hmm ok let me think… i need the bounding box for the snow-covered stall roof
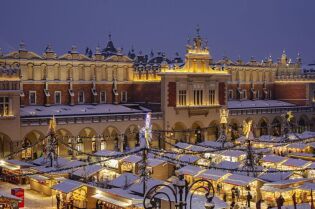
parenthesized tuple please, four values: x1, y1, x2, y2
(261, 155, 287, 163)
(122, 155, 142, 164)
(21, 104, 149, 117)
(0, 191, 22, 201)
(298, 182, 315, 191)
(216, 160, 240, 170)
(92, 193, 131, 207)
(52, 179, 85, 193)
(282, 158, 311, 168)
(264, 178, 312, 188)
(177, 165, 203, 176)
(177, 155, 199, 163)
(196, 169, 230, 181)
(228, 100, 295, 109)
(258, 169, 293, 183)
(94, 150, 121, 157)
(129, 178, 164, 195)
(29, 174, 49, 182)
(222, 174, 256, 186)
(174, 142, 191, 150)
(286, 143, 309, 149)
(32, 156, 70, 167)
(71, 164, 104, 178)
(4, 159, 33, 167)
(198, 141, 233, 149)
(147, 158, 165, 167)
(108, 173, 139, 188)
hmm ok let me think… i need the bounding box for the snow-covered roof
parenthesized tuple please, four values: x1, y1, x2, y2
(264, 178, 311, 188)
(261, 155, 287, 163)
(71, 164, 104, 178)
(0, 191, 22, 201)
(178, 155, 199, 163)
(94, 150, 121, 157)
(282, 158, 311, 168)
(216, 161, 240, 170)
(5, 159, 33, 167)
(298, 182, 315, 191)
(196, 169, 229, 181)
(222, 174, 256, 186)
(108, 173, 139, 188)
(198, 141, 233, 149)
(174, 142, 191, 149)
(286, 143, 309, 149)
(129, 178, 164, 195)
(228, 100, 295, 109)
(258, 169, 292, 182)
(52, 179, 84, 193)
(29, 174, 49, 182)
(177, 165, 203, 176)
(21, 104, 150, 117)
(122, 155, 142, 164)
(147, 158, 165, 167)
(32, 156, 70, 167)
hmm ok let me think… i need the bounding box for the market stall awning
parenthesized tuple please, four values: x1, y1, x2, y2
(71, 164, 104, 178)
(108, 173, 138, 188)
(92, 194, 131, 207)
(261, 155, 287, 164)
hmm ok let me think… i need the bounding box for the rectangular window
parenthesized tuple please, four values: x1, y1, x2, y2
(193, 90, 203, 106)
(209, 90, 215, 105)
(256, 90, 260, 100)
(29, 91, 36, 105)
(54, 91, 61, 104)
(121, 91, 128, 103)
(0, 97, 9, 116)
(78, 91, 85, 104)
(100, 91, 106, 103)
(178, 90, 187, 106)
(228, 90, 233, 100)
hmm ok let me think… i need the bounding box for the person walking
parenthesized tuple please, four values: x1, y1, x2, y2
(246, 191, 252, 208)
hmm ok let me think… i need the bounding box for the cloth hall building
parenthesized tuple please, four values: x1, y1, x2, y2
(0, 31, 314, 159)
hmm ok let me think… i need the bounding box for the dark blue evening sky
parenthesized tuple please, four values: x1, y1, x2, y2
(0, 0, 314, 64)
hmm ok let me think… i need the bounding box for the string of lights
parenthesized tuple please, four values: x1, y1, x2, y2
(148, 148, 312, 174)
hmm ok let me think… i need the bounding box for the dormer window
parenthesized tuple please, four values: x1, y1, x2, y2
(228, 90, 233, 100)
(100, 91, 106, 104)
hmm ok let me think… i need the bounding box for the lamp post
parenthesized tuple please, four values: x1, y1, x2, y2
(143, 173, 215, 209)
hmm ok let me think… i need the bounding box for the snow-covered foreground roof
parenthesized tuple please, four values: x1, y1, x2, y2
(0, 191, 22, 201)
(196, 169, 229, 181)
(228, 100, 296, 109)
(52, 179, 84, 193)
(71, 164, 104, 178)
(108, 173, 139, 188)
(21, 104, 150, 117)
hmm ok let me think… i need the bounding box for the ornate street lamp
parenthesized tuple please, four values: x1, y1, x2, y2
(143, 173, 215, 209)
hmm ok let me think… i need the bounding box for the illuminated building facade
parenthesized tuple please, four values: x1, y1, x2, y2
(0, 30, 314, 158)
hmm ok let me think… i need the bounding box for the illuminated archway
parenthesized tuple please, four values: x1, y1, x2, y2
(103, 126, 120, 151)
(258, 118, 269, 136)
(56, 128, 73, 157)
(191, 121, 204, 144)
(78, 127, 97, 153)
(272, 117, 282, 136)
(125, 125, 139, 150)
(23, 130, 45, 159)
